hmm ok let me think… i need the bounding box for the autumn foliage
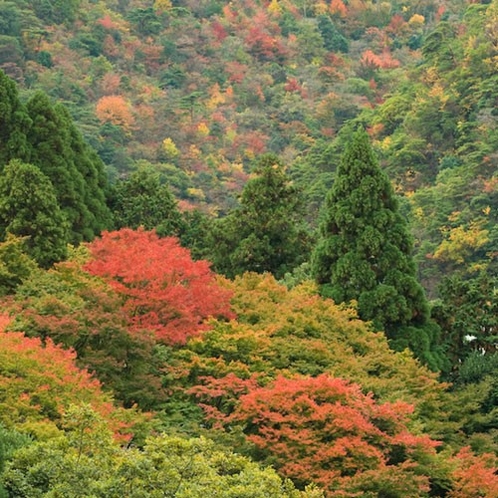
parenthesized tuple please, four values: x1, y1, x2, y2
(0, 328, 133, 439)
(84, 228, 234, 344)
(448, 447, 498, 498)
(227, 374, 439, 496)
(95, 95, 135, 131)
(8, 256, 164, 409)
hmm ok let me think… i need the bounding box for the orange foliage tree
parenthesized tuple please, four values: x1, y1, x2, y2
(0, 327, 142, 441)
(448, 447, 498, 498)
(330, 0, 347, 17)
(84, 228, 234, 344)
(227, 374, 440, 496)
(95, 95, 135, 131)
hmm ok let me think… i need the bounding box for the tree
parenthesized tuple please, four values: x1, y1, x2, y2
(84, 228, 234, 344)
(0, 70, 30, 166)
(0, 160, 69, 268)
(95, 95, 135, 132)
(210, 154, 311, 280)
(26, 92, 111, 244)
(0, 3, 22, 38)
(110, 165, 185, 237)
(432, 271, 498, 376)
(179, 209, 213, 261)
(227, 374, 441, 497)
(0, 234, 38, 296)
(312, 129, 445, 370)
(162, 273, 449, 446)
(31, 0, 81, 24)
(9, 254, 164, 409)
(62, 106, 113, 239)
(317, 15, 349, 53)
(3, 429, 320, 497)
(447, 447, 498, 498)
(0, 329, 110, 435)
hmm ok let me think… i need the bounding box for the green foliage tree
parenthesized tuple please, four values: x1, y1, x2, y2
(312, 129, 445, 370)
(0, 3, 22, 38)
(179, 209, 213, 260)
(210, 154, 311, 280)
(31, 0, 81, 24)
(0, 70, 30, 166)
(126, 7, 163, 36)
(63, 105, 113, 237)
(2, 411, 319, 498)
(0, 160, 69, 267)
(0, 424, 31, 498)
(317, 15, 349, 53)
(433, 271, 498, 375)
(0, 234, 37, 296)
(26, 92, 111, 243)
(111, 165, 185, 237)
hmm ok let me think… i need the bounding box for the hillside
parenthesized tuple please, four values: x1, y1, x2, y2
(0, 0, 447, 208)
(2, 1, 496, 286)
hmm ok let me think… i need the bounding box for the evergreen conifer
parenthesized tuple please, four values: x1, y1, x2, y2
(0, 160, 69, 267)
(312, 129, 446, 370)
(110, 165, 185, 237)
(26, 92, 111, 243)
(0, 70, 31, 166)
(210, 154, 310, 279)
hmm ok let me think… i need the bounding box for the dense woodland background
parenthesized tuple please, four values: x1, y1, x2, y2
(0, 0, 497, 496)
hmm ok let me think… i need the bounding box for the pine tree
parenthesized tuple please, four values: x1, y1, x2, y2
(210, 154, 310, 279)
(312, 129, 445, 370)
(0, 160, 69, 267)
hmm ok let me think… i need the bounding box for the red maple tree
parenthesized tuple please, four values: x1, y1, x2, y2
(227, 374, 440, 496)
(85, 228, 234, 344)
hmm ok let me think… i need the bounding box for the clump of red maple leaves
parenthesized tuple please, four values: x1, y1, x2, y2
(85, 228, 234, 344)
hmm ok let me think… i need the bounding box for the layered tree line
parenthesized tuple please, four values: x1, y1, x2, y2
(0, 107, 494, 496)
(0, 0, 497, 492)
(0, 232, 496, 496)
(0, 67, 489, 377)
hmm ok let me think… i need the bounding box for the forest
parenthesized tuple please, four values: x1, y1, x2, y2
(0, 0, 496, 496)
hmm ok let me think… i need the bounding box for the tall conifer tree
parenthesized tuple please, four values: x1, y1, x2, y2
(60, 104, 112, 238)
(26, 92, 111, 243)
(110, 166, 185, 237)
(312, 129, 445, 370)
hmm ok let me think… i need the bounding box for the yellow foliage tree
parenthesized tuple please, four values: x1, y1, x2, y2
(433, 222, 489, 264)
(197, 122, 210, 136)
(409, 14, 425, 27)
(268, 0, 282, 16)
(153, 0, 172, 12)
(162, 137, 179, 159)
